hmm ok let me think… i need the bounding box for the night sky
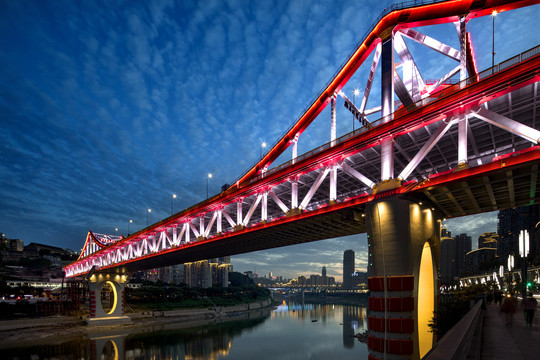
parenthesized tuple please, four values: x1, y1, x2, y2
(1, 0, 539, 281)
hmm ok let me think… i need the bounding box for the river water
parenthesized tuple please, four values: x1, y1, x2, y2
(4, 301, 369, 359)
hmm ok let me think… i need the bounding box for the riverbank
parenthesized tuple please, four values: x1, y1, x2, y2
(0, 298, 274, 349)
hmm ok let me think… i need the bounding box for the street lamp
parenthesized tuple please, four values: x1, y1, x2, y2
(207, 173, 213, 198)
(115, 227, 118, 236)
(147, 208, 151, 226)
(353, 89, 360, 131)
(128, 219, 133, 236)
(492, 10, 497, 70)
(171, 194, 177, 215)
(519, 229, 530, 296)
(260, 142, 267, 159)
(507, 254, 514, 293)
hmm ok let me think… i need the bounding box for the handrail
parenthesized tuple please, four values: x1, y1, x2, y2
(423, 300, 484, 360)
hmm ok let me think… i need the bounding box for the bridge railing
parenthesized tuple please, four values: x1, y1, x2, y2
(423, 300, 484, 360)
(478, 44, 540, 79)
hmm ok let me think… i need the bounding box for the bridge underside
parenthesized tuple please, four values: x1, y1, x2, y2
(114, 206, 367, 273)
(110, 153, 538, 274)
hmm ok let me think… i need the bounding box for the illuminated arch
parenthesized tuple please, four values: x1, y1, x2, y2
(418, 241, 435, 358)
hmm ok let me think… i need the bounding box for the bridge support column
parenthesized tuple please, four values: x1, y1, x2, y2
(86, 274, 131, 326)
(366, 197, 441, 360)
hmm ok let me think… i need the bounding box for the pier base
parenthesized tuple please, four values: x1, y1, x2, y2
(365, 197, 441, 360)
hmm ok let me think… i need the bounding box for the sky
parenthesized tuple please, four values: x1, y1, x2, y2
(1, 0, 539, 282)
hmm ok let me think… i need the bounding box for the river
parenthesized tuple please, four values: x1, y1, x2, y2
(3, 301, 369, 359)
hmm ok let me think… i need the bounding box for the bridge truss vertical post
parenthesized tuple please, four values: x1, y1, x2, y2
(366, 197, 441, 360)
(458, 115, 469, 167)
(381, 35, 395, 182)
(456, 16, 467, 87)
(331, 94, 337, 146)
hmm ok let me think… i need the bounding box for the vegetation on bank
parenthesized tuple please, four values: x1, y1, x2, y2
(126, 272, 271, 311)
(429, 283, 492, 338)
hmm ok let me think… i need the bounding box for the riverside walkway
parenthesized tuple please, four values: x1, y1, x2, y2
(481, 300, 540, 360)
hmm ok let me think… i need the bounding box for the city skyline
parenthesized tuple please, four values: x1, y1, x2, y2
(1, 1, 538, 282)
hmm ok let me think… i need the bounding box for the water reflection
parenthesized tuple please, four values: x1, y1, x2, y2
(3, 302, 368, 360)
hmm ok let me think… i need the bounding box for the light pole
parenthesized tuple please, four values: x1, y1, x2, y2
(128, 219, 133, 236)
(519, 229, 530, 297)
(492, 10, 497, 70)
(171, 194, 177, 215)
(260, 142, 267, 159)
(115, 227, 118, 236)
(353, 89, 360, 131)
(207, 173, 213, 198)
(147, 208, 151, 226)
(507, 254, 514, 293)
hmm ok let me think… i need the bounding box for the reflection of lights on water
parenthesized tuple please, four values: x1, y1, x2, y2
(351, 320, 359, 331)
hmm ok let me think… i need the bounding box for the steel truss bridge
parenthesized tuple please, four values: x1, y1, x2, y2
(65, 0, 540, 278)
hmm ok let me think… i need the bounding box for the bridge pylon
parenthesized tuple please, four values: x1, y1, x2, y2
(366, 197, 441, 360)
(86, 271, 131, 325)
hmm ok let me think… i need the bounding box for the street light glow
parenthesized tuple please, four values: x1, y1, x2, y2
(172, 194, 177, 199)
(492, 9, 498, 16)
(208, 173, 213, 179)
(353, 88, 360, 96)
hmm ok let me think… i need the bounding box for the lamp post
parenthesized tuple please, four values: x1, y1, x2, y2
(507, 254, 514, 293)
(353, 89, 360, 131)
(147, 208, 151, 226)
(260, 142, 267, 159)
(128, 219, 133, 236)
(171, 194, 177, 215)
(519, 229, 530, 297)
(207, 173, 213, 198)
(492, 10, 497, 70)
(115, 228, 118, 237)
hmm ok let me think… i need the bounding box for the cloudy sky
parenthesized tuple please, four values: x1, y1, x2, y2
(1, 0, 538, 281)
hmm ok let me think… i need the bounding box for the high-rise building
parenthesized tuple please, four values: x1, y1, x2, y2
(440, 234, 455, 285)
(322, 266, 327, 286)
(478, 232, 498, 249)
(497, 205, 540, 266)
(343, 250, 355, 289)
(185, 260, 212, 288)
(454, 233, 472, 276)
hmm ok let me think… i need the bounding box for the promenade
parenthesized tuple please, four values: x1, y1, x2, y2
(481, 300, 540, 360)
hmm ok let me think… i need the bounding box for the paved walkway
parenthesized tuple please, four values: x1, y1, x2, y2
(481, 301, 540, 360)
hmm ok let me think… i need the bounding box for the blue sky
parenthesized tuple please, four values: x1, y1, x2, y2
(1, 0, 539, 281)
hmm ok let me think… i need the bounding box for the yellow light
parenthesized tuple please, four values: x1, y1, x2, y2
(105, 281, 118, 315)
(418, 242, 434, 358)
(492, 10, 498, 16)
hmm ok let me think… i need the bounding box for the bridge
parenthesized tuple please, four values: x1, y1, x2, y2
(65, 0, 540, 359)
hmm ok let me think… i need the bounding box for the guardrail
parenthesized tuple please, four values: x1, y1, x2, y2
(423, 300, 484, 360)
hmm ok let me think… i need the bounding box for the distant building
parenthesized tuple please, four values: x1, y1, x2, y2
(464, 248, 497, 274)
(454, 233, 472, 276)
(440, 234, 456, 285)
(185, 260, 212, 288)
(343, 250, 355, 289)
(24, 242, 68, 258)
(478, 232, 498, 249)
(498, 205, 539, 266)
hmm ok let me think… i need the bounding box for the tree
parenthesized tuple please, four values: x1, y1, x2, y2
(229, 272, 254, 287)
